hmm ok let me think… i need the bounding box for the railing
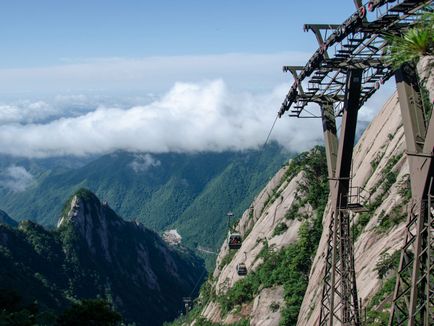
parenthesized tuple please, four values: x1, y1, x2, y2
(345, 186, 370, 211)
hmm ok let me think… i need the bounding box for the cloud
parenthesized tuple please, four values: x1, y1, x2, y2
(0, 95, 96, 125)
(0, 80, 326, 158)
(129, 154, 161, 173)
(0, 76, 395, 158)
(0, 52, 309, 94)
(0, 165, 34, 192)
(0, 93, 162, 127)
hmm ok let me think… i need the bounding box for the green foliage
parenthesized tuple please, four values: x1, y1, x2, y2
(363, 276, 396, 326)
(351, 212, 371, 240)
(352, 154, 404, 240)
(375, 204, 407, 233)
(272, 222, 288, 237)
(370, 151, 384, 172)
(374, 251, 400, 279)
(219, 250, 236, 270)
(0, 291, 122, 326)
(0, 288, 56, 326)
(284, 202, 300, 220)
(398, 174, 412, 201)
(0, 190, 206, 326)
(386, 10, 433, 68)
(295, 147, 329, 212)
(57, 299, 122, 326)
(0, 146, 289, 262)
(167, 146, 328, 326)
(212, 147, 328, 324)
(363, 249, 402, 324)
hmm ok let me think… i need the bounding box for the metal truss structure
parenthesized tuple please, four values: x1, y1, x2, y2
(389, 63, 433, 326)
(276, 1, 433, 325)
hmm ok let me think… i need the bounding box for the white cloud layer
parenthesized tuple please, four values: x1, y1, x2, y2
(0, 165, 34, 192)
(0, 80, 325, 158)
(129, 154, 161, 173)
(0, 71, 396, 159)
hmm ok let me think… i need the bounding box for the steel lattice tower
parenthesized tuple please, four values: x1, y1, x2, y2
(276, 1, 433, 325)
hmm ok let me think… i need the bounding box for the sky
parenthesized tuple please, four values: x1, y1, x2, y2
(0, 0, 396, 162)
(0, 0, 360, 94)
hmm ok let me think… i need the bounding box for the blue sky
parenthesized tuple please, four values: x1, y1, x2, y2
(0, 1, 362, 95)
(1, 1, 357, 68)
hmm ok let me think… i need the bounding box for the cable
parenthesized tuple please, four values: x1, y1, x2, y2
(189, 267, 208, 297)
(304, 108, 321, 118)
(262, 115, 279, 148)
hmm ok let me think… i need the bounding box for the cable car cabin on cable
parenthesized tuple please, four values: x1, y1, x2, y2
(228, 233, 242, 249)
(236, 263, 247, 276)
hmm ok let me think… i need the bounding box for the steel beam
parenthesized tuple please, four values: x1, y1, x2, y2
(277, 0, 431, 118)
(319, 69, 363, 326)
(389, 63, 434, 326)
(322, 103, 338, 181)
(283, 66, 305, 94)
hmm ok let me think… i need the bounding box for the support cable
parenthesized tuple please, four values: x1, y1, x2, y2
(189, 267, 208, 298)
(263, 114, 279, 148)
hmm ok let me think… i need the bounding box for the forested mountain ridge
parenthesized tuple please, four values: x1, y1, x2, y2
(0, 143, 289, 253)
(0, 189, 206, 326)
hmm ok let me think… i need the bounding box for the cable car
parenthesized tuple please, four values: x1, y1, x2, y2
(236, 263, 247, 276)
(228, 232, 242, 249)
(182, 297, 192, 312)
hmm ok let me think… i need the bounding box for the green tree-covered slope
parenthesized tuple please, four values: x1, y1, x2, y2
(0, 143, 289, 253)
(0, 189, 206, 326)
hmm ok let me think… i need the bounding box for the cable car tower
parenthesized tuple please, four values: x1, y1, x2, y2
(276, 0, 433, 325)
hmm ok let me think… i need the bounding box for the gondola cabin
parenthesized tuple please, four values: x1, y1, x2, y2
(183, 297, 192, 312)
(236, 263, 247, 276)
(228, 233, 242, 249)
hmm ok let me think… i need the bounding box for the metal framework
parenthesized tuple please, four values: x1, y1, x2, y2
(319, 69, 363, 326)
(389, 63, 434, 326)
(276, 1, 433, 325)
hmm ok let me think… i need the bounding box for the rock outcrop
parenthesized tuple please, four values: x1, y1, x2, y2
(183, 90, 416, 325)
(181, 147, 327, 325)
(0, 189, 206, 326)
(297, 93, 408, 324)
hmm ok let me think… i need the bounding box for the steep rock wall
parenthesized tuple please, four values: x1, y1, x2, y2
(297, 94, 409, 324)
(199, 162, 312, 324)
(191, 92, 410, 325)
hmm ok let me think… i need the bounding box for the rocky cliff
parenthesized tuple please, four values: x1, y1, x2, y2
(298, 93, 409, 325)
(298, 56, 434, 325)
(0, 189, 206, 326)
(173, 88, 419, 325)
(170, 146, 328, 325)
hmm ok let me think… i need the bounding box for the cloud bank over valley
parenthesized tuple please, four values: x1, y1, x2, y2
(0, 73, 395, 159)
(0, 80, 327, 158)
(0, 165, 34, 192)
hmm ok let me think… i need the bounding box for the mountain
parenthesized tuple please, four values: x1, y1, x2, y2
(0, 143, 289, 253)
(169, 146, 328, 325)
(0, 210, 17, 227)
(0, 189, 206, 326)
(169, 91, 416, 325)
